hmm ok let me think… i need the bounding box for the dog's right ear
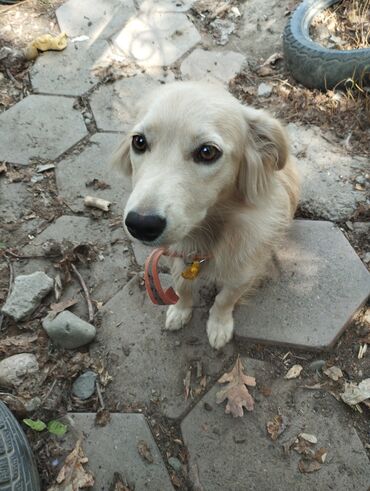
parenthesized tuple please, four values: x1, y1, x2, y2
(111, 135, 132, 176)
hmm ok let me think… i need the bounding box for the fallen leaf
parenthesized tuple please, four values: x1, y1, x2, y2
(340, 379, 370, 406)
(54, 274, 63, 301)
(298, 458, 321, 473)
(184, 369, 192, 400)
(0, 333, 38, 356)
(299, 433, 318, 444)
(50, 298, 78, 316)
(95, 408, 111, 427)
(314, 447, 328, 463)
(293, 437, 315, 456)
(266, 415, 288, 440)
(23, 418, 46, 432)
(109, 472, 132, 491)
(0, 162, 7, 174)
(85, 178, 111, 190)
(284, 364, 303, 379)
(323, 366, 343, 381)
(47, 420, 68, 436)
(137, 440, 154, 464)
(216, 356, 256, 417)
(48, 439, 94, 490)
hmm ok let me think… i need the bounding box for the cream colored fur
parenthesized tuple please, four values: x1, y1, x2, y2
(112, 82, 300, 349)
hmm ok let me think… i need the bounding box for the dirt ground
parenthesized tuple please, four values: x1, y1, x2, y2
(0, 0, 369, 489)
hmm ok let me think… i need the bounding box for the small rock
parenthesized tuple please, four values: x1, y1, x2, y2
(308, 360, 326, 372)
(2, 272, 54, 321)
(0, 354, 39, 387)
(72, 371, 97, 400)
(210, 18, 235, 45)
(257, 82, 273, 97)
(25, 397, 42, 413)
(168, 457, 182, 472)
(355, 176, 365, 185)
(31, 175, 44, 183)
(299, 433, 318, 444)
(42, 311, 96, 349)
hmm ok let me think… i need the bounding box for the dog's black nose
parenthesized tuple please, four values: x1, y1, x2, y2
(125, 211, 166, 242)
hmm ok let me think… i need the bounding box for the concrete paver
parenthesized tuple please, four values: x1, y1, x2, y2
(182, 357, 370, 491)
(234, 220, 370, 349)
(0, 95, 88, 165)
(66, 413, 174, 491)
(89, 72, 173, 131)
(180, 48, 246, 84)
(55, 133, 131, 212)
(92, 275, 233, 419)
(30, 40, 112, 96)
(288, 123, 369, 221)
(56, 0, 136, 41)
(113, 12, 201, 66)
(138, 0, 195, 13)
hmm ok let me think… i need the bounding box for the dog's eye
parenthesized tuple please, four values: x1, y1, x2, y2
(194, 144, 222, 164)
(132, 134, 147, 153)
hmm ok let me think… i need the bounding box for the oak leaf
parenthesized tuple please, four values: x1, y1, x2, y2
(216, 356, 256, 417)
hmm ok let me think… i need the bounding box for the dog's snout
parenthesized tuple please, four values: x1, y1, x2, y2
(125, 211, 166, 242)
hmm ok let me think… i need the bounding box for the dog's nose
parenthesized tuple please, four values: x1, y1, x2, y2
(125, 211, 166, 242)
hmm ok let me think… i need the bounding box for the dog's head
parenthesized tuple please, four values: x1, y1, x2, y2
(112, 82, 289, 246)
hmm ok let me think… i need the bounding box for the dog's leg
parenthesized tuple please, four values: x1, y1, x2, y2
(165, 260, 193, 331)
(206, 284, 244, 349)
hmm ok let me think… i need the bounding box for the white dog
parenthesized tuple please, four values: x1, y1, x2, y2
(112, 82, 300, 349)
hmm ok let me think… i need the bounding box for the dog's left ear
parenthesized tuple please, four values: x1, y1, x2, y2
(238, 107, 289, 203)
(111, 135, 132, 176)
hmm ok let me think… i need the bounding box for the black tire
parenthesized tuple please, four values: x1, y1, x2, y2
(0, 402, 40, 490)
(283, 0, 370, 90)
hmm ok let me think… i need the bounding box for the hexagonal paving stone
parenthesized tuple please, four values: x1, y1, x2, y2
(89, 72, 174, 131)
(65, 413, 173, 490)
(56, 0, 136, 41)
(234, 220, 370, 350)
(181, 357, 370, 491)
(113, 12, 201, 67)
(181, 48, 246, 84)
(288, 123, 369, 221)
(92, 275, 233, 419)
(0, 95, 88, 165)
(31, 40, 113, 96)
(21, 216, 132, 314)
(139, 0, 195, 12)
(55, 133, 131, 211)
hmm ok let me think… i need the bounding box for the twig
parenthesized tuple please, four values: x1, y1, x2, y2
(5, 68, 22, 89)
(4, 250, 60, 260)
(41, 379, 57, 403)
(71, 264, 94, 322)
(96, 381, 105, 409)
(0, 255, 14, 330)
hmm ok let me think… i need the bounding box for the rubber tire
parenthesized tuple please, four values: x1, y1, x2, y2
(283, 0, 370, 90)
(0, 402, 40, 490)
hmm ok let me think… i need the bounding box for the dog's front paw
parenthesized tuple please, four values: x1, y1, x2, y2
(207, 314, 234, 349)
(165, 304, 192, 331)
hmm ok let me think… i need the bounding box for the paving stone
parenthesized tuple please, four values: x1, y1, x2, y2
(288, 123, 369, 221)
(0, 95, 87, 165)
(234, 220, 370, 350)
(92, 275, 233, 419)
(113, 12, 201, 67)
(30, 40, 113, 96)
(139, 0, 194, 12)
(2, 272, 54, 321)
(131, 240, 152, 266)
(181, 357, 370, 491)
(56, 0, 136, 41)
(66, 413, 173, 490)
(180, 48, 245, 84)
(89, 72, 174, 131)
(55, 133, 131, 211)
(22, 216, 132, 312)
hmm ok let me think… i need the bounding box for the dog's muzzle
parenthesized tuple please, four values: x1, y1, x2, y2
(125, 211, 166, 242)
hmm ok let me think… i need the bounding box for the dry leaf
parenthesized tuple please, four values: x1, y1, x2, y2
(340, 379, 370, 406)
(314, 447, 328, 463)
(109, 472, 132, 491)
(216, 356, 256, 417)
(293, 437, 315, 456)
(50, 298, 78, 316)
(284, 364, 303, 379)
(85, 178, 111, 190)
(298, 458, 321, 473)
(95, 408, 111, 427)
(299, 433, 317, 444)
(184, 369, 192, 400)
(323, 366, 343, 381)
(266, 415, 288, 440)
(137, 440, 154, 464)
(0, 333, 38, 356)
(0, 162, 7, 174)
(47, 439, 94, 490)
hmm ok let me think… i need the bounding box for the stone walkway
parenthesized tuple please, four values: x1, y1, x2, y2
(0, 0, 369, 490)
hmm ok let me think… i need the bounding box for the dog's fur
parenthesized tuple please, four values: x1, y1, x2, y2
(112, 82, 300, 349)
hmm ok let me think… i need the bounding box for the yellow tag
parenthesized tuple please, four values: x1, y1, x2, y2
(181, 261, 201, 280)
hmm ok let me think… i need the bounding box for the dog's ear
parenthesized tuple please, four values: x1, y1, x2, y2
(111, 135, 132, 176)
(238, 107, 289, 203)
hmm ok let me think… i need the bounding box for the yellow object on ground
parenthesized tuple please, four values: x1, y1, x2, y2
(25, 32, 68, 60)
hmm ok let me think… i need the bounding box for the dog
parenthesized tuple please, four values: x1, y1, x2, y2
(112, 81, 300, 349)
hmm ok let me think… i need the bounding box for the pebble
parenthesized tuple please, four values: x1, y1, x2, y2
(168, 457, 182, 472)
(257, 82, 273, 97)
(307, 359, 326, 372)
(72, 371, 97, 400)
(42, 311, 96, 349)
(0, 354, 39, 387)
(1, 272, 54, 321)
